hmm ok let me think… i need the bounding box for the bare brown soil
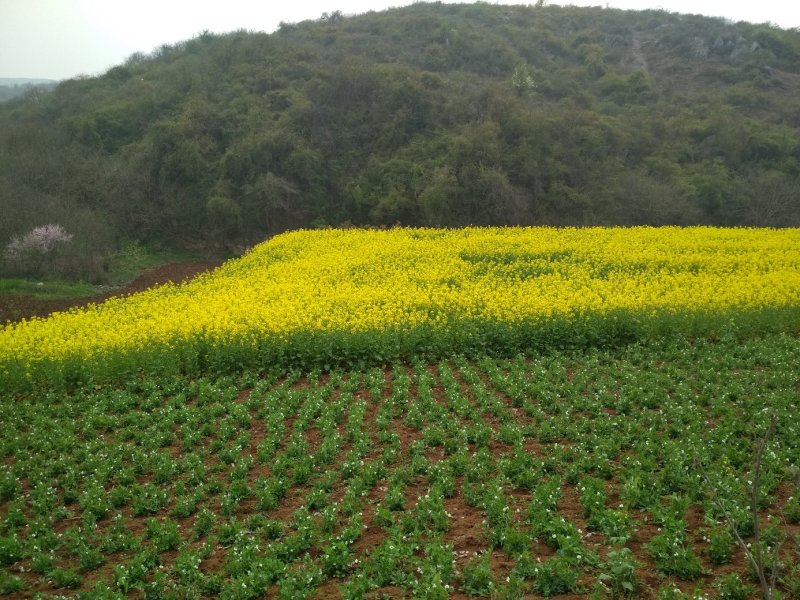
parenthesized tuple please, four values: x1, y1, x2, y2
(0, 260, 223, 324)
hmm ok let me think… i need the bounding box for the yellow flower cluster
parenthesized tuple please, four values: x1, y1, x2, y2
(1, 227, 799, 373)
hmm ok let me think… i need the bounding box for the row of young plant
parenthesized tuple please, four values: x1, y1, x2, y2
(1, 334, 799, 598)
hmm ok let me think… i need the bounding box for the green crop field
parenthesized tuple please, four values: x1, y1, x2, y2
(1, 335, 799, 598)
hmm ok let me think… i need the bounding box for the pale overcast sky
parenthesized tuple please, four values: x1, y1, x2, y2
(1, 0, 798, 80)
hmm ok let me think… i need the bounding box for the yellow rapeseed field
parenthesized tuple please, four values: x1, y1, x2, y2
(1, 227, 799, 385)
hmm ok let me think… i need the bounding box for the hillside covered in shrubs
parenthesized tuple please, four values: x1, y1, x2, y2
(1, 2, 799, 278)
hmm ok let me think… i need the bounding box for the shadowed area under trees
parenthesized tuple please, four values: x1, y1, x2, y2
(1, 2, 799, 279)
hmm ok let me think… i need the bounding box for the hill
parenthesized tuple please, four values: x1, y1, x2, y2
(1, 3, 799, 278)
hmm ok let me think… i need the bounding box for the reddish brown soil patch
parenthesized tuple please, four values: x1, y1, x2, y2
(445, 492, 488, 560)
(312, 580, 345, 598)
(352, 507, 389, 557)
(0, 260, 223, 324)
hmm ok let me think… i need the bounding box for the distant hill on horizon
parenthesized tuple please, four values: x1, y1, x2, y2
(0, 78, 57, 103)
(0, 78, 57, 85)
(0, 2, 798, 279)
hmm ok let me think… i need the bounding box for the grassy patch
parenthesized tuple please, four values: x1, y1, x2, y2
(0, 278, 98, 299)
(102, 241, 204, 287)
(0, 241, 207, 301)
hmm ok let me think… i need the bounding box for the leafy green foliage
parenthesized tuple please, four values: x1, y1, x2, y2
(705, 524, 735, 565)
(461, 552, 495, 596)
(646, 525, 706, 580)
(714, 572, 756, 600)
(599, 548, 641, 596)
(531, 556, 580, 596)
(0, 570, 24, 595)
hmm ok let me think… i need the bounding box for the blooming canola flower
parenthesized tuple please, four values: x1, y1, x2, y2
(1, 227, 799, 373)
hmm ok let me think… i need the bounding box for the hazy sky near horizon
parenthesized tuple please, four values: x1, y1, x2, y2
(1, 0, 799, 80)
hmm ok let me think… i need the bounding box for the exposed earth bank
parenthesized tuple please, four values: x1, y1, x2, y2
(0, 260, 223, 324)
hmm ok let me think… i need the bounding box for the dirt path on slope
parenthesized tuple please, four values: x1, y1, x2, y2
(0, 260, 224, 325)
